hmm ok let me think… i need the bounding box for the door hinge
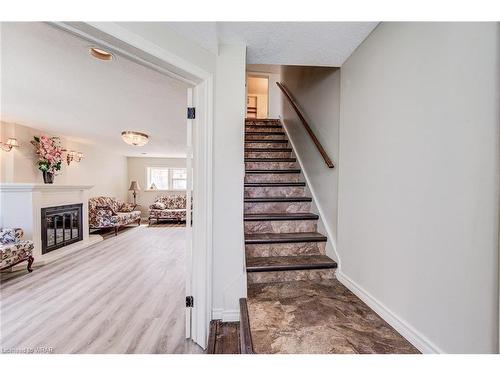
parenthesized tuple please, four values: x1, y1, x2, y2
(186, 296, 194, 308)
(187, 107, 196, 119)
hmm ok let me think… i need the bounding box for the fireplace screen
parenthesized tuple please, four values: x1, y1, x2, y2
(41, 204, 83, 254)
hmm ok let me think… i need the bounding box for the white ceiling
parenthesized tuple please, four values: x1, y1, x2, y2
(165, 22, 379, 66)
(1, 22, 190, 158)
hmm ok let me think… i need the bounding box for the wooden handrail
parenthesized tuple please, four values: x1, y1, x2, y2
(276, 82, 335, 168)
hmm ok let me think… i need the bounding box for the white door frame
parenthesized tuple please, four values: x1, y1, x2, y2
(51, 22, 214, 349)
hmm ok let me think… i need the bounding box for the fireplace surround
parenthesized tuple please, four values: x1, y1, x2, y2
(41, 204, 83, 254)
(0, 183, 102, 268)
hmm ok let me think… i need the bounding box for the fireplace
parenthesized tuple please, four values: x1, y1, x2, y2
(41, 204, 83, 254)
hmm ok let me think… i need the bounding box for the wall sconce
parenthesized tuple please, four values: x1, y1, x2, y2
(0, 138, 19, 152)
(62, 149, 84, 165)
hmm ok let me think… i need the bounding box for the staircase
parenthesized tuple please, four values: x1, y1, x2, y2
(244, 118, 337, 286)
(238, 120, 419, 354)
(241, 118, 337, 353)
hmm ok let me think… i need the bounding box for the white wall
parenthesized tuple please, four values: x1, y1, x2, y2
(337, 22, 499, 353)
(127, 156, 186, 218)
(212, 44, 247, 321)
(280, 66, 340, 260)
(1, 122, 128, 201)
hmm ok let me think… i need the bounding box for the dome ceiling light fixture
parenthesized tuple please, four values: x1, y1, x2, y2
(89, 47, 114, 61)
(121, 131, 149, 147)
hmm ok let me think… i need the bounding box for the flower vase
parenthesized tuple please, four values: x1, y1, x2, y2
(43, 171, 54, 184)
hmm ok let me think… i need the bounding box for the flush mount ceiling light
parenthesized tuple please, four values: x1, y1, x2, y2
(89, 47, 113, 61)
(121, 131, 149, 146)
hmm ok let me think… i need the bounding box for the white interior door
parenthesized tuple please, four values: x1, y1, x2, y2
(185, 88, 194, 339)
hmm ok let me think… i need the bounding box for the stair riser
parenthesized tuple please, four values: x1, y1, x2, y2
(247, 268, 336, 284)
(245, 161, 297, 170)
(245, 220, 317, 234)
(245, 242, 326, 257)
(244, 186, 305, 198)
(245, 127, 282, 133)
(246, 121, 280, 126)
(245, 151, 292, 158)
(245, 174, 300, 183)
(244, 201, 311, 214)
(245, 142, 288, 149)
(245, 134, 286, 141)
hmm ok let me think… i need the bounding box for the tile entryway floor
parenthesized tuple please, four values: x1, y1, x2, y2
(247, 279, 420, 354)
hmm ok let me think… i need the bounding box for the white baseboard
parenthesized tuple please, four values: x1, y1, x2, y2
(336, 271, 444, 354)
(212, 309, 240, 322)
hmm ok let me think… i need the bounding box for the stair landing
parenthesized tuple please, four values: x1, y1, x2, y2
(247, 279, 419, 354)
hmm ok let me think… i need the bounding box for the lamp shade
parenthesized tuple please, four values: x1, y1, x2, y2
(128, 181, 141, 191)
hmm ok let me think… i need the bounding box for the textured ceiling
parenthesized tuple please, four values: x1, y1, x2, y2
(165, 22, 379, 66)
(1, 22, 189, 158)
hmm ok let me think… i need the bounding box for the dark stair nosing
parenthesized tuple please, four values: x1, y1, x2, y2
(245, 232, 327, 244)
(244, 182, 306, 187)
(244, 197, 312, 203)
(239, 299, 254, 354)
(245, 125, 282, 129)
(244, 213, 319, 221)
(246, 256, 338, 273)
(245, 158, 296, 162)
(244, 139, 288, 143)
(245, 131, 285, 136)
(245, 119, 280, 122)
(245, 169, 301, 174)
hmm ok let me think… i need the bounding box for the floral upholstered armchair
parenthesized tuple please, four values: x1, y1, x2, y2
(0, 228, 34, 273)
(149, 194, 187, 225)
(89, 196, 141, 235)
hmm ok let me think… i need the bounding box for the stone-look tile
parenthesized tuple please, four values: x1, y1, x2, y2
(246, 121, 281, 126)
(245, 134, 286, 141)
(247, 268, 336, 284)
(245, 242, 325, 257)
(245, 127, 283, 133)
(244, 220, 317, 234)
(244, 174, 300, 183)
(246, 255, 335, 269)
(245, 142, 288, 149)
(244, 186, 305, 198)
(245, 161, 297, 170)
(247, 280, 420, 354)
(244, 201, 311, 214)
(245, 151, 292, 158)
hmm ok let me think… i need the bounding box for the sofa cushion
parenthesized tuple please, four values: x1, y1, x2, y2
(152, 195, 186, 210)
(119, 202, 136, 212)
(116, 211, 141, 225)
(0, 228, 18, 244)
(151, 202, 167, 210)
(150, 208, 186, 220)
(90, 196, 121, 214)
(1, 240, 34, 268)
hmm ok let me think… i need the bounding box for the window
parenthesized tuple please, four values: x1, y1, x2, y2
(147, 167, 187, 191)
(171, 168, 187, 190)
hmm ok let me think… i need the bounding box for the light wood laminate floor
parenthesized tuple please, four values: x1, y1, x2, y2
(0, 225, 202, 354)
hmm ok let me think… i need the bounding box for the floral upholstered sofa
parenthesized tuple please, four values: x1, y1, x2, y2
(89, 196, 141, 235)
(149, 194, 187, 225)
(1, 228, 34, 272)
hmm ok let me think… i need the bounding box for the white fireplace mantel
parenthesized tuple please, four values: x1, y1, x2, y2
(0, 183, 102, 269)
(0, 183, 94, 192)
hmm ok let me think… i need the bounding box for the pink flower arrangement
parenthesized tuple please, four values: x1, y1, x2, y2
(31, 135, 62, 174)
